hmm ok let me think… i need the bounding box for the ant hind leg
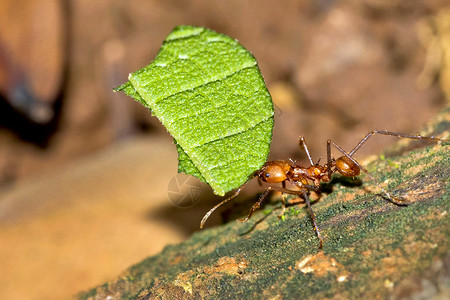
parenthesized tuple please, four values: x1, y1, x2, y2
(330, 140, 410, 206)
(349, 130, 447, 157)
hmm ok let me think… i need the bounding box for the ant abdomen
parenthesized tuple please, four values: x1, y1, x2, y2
(335, 156, 360, 177)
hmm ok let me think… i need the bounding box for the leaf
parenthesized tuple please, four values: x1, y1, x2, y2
(115, 25, 274, 196)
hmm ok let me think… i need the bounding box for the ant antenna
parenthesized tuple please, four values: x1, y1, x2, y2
(200, 174, 255, 228)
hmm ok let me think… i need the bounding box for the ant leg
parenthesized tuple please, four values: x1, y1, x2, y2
(238, 184, 319, 223)
(278, 193, 288, 218)
(349, 130, 447, 156)
(200, 175, 255, 228)
(238, 187, 272, 222)
(299, 136, 314, 165)
(270, 184, 319, 193)
(269, 185, 324, 248)
(326, 140, 334, 180)
(278, 181, 287, 218)
(330, 141, 408, 205)
(276, 182, 314, 216)
(300, 188, 323, 249)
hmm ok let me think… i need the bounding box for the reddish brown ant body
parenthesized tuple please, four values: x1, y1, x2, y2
(200, 130, 448, 248)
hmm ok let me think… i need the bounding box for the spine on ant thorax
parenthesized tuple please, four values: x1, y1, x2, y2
(288, 165, 330, 187)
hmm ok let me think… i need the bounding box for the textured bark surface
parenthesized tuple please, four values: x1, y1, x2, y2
(80, 109, 450, 300)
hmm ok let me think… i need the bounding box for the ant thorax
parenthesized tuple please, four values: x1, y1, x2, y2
(286, 166, 310, 185)
(288, 164, 330, 187)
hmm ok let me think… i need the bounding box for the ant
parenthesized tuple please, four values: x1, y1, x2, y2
(200, 130, 448, 248)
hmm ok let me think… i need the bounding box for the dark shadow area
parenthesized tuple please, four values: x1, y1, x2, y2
(144, 180, 277, 237)
(320, 175, 363, 194)
(0, 92, 64, 147)
(143, 188, 226, 236)
(144, 174, 365, 237)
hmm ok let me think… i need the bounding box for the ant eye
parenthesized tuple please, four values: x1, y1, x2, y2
(265, 173, 270, 178)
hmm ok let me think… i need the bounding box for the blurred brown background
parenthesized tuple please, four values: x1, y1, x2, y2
(0, 1, 449, 299)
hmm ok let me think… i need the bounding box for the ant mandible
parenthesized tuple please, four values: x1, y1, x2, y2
(200, 130, 448, 248)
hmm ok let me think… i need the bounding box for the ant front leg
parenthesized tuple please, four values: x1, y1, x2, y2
(238, 187, 272, 223)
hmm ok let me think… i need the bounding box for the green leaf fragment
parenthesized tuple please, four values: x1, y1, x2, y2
(176, 143, 205, 182)
(116, 25, 274, 196)
(114, 81, 148, 107)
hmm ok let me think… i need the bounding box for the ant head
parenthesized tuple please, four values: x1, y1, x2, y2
(258, 161, 291, 183)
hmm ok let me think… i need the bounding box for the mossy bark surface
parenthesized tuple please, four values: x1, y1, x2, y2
(80, 109, 450, 300)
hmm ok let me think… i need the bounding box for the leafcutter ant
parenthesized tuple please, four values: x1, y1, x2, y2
(200, 130, 448, 248)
